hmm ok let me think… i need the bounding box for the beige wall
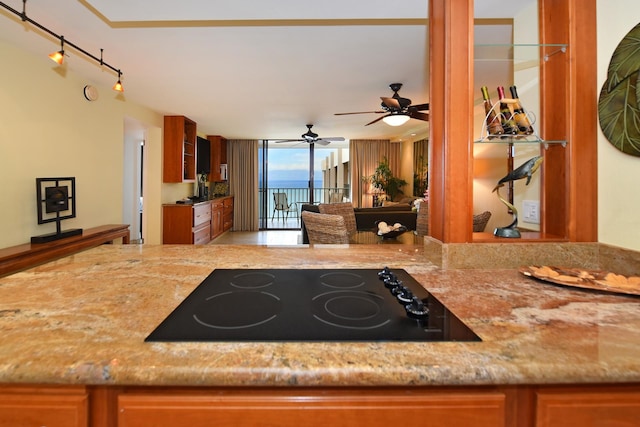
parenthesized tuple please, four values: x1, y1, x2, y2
(597, 1, 640, 251)
(0, 40, 164, 247)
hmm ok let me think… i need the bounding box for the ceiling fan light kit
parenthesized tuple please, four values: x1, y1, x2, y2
(1, 0, 124, 92)
(382, 114, 410, 126)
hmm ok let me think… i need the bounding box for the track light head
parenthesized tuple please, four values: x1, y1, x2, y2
(112, 70, 124, 92)
(49, 36, 64, 65)
(48, 50, 64, 64)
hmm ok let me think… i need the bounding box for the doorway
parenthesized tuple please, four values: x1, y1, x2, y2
(259, 140, 350, 230)
(123, 117, 146, 244)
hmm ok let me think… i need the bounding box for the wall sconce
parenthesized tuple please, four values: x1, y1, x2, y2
(2, 0, 125, 92)
(382, 114, 410, 126)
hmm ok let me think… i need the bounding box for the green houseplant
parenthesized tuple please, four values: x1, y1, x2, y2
(369, 157, 407, 202)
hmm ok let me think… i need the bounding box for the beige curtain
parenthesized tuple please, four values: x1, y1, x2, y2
(228, 139, 259, 231)
(350, 139, 402, 207)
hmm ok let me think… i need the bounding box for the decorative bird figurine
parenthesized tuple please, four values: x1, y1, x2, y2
(492, 155, 543, 192)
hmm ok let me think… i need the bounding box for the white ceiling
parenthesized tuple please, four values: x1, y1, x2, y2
(0, 0, 534, 144)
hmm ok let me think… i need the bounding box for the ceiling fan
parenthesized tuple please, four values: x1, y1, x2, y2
(272, 124, 345, 146)
(335, 83, 429, 126)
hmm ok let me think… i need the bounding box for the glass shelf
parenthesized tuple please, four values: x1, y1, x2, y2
(474, 43, 567, 62)
(474, 136, 567, 148)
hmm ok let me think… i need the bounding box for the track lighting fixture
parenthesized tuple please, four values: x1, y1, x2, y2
(48, 36, 64, 64)
(382, 114, 410, 126)
(1, 0, 125, 92)
(112, 70, 124, 92)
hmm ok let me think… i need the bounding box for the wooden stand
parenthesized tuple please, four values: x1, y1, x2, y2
(0, 224, 130, 277)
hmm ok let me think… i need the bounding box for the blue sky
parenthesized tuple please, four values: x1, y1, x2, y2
(267, 147, 324, 181)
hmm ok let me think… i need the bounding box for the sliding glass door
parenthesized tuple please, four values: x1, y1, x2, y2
(259, 140, 350, 230)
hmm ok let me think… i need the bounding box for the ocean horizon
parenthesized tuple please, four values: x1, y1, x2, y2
(261, 179, 323, 189)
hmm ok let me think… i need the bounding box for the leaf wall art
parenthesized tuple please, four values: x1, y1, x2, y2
(598, 22, 640, 156)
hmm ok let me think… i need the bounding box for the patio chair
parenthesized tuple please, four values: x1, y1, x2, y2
(272, 192, 296, 221)
(300, 211, 350, 244)
(318, 202, 357, 236)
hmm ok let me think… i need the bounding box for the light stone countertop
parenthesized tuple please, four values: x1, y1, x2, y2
(0, 243, 639, 387)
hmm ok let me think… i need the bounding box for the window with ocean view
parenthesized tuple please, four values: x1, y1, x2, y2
(259, 141, 350, 230)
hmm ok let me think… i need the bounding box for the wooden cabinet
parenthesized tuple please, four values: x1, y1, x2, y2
(210, 198, 224, 240)
(222, 196, 234, 232)
(162, 203, 211, 245)
(210, 196, 233, 240)
(163, 197, 232, 244)
(1, 383, 639, 426)
(0, 386, 88, 427)
(163, 115, 197, 183)
(117, 387, 508, 427)
(535, 386, 640, 427)
(207, 135, 227, 182)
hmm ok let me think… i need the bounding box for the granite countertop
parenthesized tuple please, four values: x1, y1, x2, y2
(0, 243, 639, 388)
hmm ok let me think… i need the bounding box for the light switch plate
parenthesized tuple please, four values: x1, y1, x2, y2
(522, 200, 540, 224)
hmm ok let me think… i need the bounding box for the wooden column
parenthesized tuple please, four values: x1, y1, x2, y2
(428, 0, 474, 243)
(539, 0, 598, 242)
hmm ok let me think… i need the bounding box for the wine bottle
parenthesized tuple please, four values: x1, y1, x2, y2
(480, 86, 504, 136)
(497, 86, 518, 135)
(509, 85, 534, 135)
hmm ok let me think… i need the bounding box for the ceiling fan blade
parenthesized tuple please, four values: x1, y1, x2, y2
(365, 114, 389, 126)
(320, 137, 345, 142)
(315, 140, 331, 146)
(408, 111, 429, 122)
(380, 97, 401, 110)
(273, 139, 304, 143)
(410, 103, 430, 111)
(334, 111, 385, 116)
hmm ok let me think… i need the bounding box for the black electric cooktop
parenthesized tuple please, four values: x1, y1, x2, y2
(145, 268, 480, 342)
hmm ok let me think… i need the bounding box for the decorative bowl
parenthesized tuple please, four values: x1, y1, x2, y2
(374, 221, 408, 239)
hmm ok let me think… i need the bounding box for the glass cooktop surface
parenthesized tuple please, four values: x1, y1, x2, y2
(145, 268, 480, 342)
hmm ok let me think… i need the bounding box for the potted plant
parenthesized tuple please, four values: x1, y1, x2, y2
(369, 157, 407, 202)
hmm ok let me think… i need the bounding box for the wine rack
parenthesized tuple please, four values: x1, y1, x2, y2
(474, 44, 568, 149)
(475, 98, 566, 149)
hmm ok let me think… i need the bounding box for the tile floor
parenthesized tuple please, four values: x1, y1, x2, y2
(209, 230, 302, 245)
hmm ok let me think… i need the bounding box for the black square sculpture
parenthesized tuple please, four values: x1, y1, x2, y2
(31, 177, 82, 243)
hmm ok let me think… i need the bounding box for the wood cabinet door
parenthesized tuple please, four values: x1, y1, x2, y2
(0, 386, 88, 427)
(211, 201, 224, 239)
(162, 205, 193, 244)
(164, 116, 197, 183)
(536, 387, 640, 427)
(207, 135, 227, 182)
(222, 197, 234, 231)
(118, 389, 507, 427)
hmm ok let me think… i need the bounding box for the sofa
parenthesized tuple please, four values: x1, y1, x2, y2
(301, 202, 418, 244)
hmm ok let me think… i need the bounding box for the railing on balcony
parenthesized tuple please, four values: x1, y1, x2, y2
(259, 186, 350, 229)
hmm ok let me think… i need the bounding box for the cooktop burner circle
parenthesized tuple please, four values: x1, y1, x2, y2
(230, 272, 275, 289)
(324, 295, 381, 320)
(319, 272, 365, 289)
(312, 290, 390, 330)
(193, 291, 281, 329)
